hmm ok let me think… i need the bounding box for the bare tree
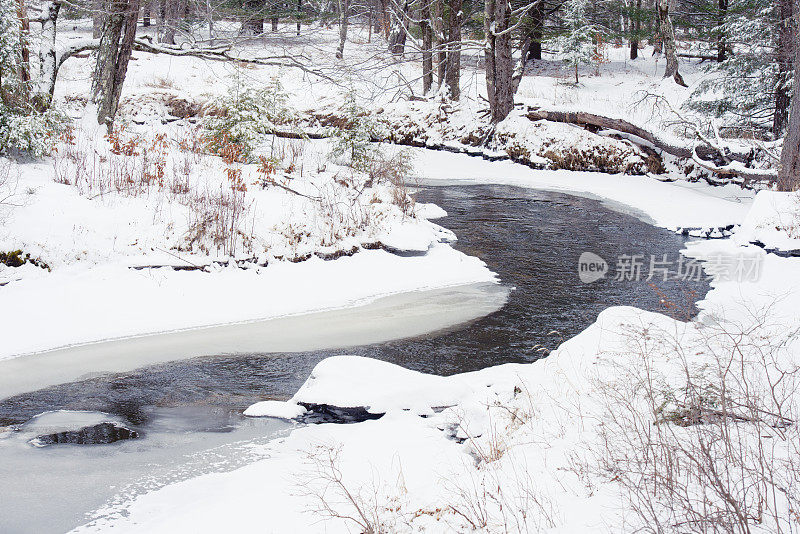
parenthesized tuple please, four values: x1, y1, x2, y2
(335, 0, 349, 58)
(92, 0, 141, 127)
(777, 0, 800, 191)
(420, 0, 433, 93)
(387, 0, 409, 54)
(656, 0, 686, 86)
(774, 0, 796, 135)
(485, 0, 514, 122)
(444, 0, 461, 100)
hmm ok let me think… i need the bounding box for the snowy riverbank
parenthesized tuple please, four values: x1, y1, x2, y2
(66, 155, 800, 532)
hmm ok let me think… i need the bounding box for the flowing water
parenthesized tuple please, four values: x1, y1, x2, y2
(0, 184, 710, 533)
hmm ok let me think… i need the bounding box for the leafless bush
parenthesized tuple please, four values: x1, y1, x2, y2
(442, 399, 559, 532)
(0, 159, 19, 206)
(296, 443, 405, 534)
(51, 128, 254, 256)
(368, 149, 415, 217)
(590, 306, 800, 534)
(183, 183, 253, 256)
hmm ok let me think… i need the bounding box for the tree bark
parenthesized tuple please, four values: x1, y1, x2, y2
(388, 0, 409, 55)
(421, 0, 433, 93)
(657, 0, 686, 86)
(93, 0, 140, 128)
(484, 0, 513, 122)
(630, 0, 640, 59)
(432, 0, 445, 87)
(35, 0, 61, 109)
(335, 0, 348, 59)
(162, 0, 186, 42)
(778, 0, 800, 190)
(16, 0, 31, 85)
(444, 0, 461, 100)
(241, 0, 265, 35)
(92, 0, 105, 38)
(774, 0, 795, 135)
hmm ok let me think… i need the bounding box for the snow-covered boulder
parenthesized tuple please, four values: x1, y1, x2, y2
(734, 190, 800, 253)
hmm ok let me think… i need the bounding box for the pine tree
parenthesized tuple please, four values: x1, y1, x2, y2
(687, 0, 790, 136)
(556, 0, 595, 83)
(0, 0, 27, 106)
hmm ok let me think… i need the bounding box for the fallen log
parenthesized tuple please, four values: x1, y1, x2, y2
(524, 105, 777, 184)
(525, 105, 693, 159)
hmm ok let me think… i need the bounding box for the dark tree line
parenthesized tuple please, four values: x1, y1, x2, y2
(1, 0, 798, 188)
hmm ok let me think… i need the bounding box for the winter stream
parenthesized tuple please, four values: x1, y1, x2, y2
(0, 183, 709, 533)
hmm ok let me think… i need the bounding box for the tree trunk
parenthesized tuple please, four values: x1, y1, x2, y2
(92, 0, 105, 38)
(525, 105, 777, 182)
(206, 0, 214, 44)
(432, 0, 445, 87)
(630, 0, 640, 59)
(444, 0, 461, 100)
(296, 0, 301, 35)
(163, 0, 186, 42)
(777, 0, 800, 190)
(241, 0, 265, 35)
(93, 0, 140, 128)
(656, 0, 686, 86)
(271, 17, 278, 31)
(525, 1, 543, 61)
(35, 0, 61, 110)
(336, 0, 348, 59)
(16, 0, 31, 85)
(142, 1, 150, 26)
(388, 0, 409, 55)
(421, 0, 433, 93)
(375, 0, 385, 34)
(484, 0, 513, 122)
(716, 0, 727, 61)
(156, 0, 165, 38)
(773, 0, 795, 135)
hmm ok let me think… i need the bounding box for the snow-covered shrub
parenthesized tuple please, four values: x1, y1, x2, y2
(367, 149, 415, 216)
(203, 79, 295, 161)
(0, 0, 67, 157)
(687, 0, 786, 135)
(328, 93, 385, 170)
(183, 180, 253, 257)
(0, 107, 69, 157)
(553, 0, 596, 83)
(590, 310, 800, 533)
(0, 0, 27, 104)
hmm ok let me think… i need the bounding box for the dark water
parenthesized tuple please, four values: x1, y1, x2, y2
(0, 185, 709, 428)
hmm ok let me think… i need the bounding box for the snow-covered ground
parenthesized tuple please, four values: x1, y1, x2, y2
(69, 187, 800, 533)
(4, 17, 799, 534)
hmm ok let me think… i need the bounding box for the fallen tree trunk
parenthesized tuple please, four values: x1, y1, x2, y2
(524, 105, 777, 183)
(55, 38, 336, 88)
(525, 105, 693, 157)
(677, 52, 723, 62)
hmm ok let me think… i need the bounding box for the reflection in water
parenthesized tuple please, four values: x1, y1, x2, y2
(0, 185, 709, 426)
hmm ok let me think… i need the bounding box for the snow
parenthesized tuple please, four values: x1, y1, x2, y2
(0, 243, 497, 360)
(243, 401, 307, 419)
(406, 146, 753, 229)
(21, 410, 126, 435)
(5, 17, 798, 534)
(733, 190, 800, 251)
(72, 235, 800, 532)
